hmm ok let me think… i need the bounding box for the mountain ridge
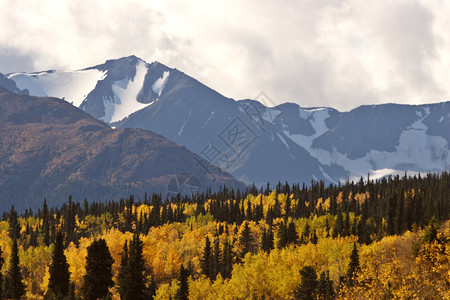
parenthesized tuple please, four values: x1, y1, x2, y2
(0, 87, 245, 211)
(4, 55, 449, 185)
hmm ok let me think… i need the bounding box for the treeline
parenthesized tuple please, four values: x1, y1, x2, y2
(0, 172, 448, 299)
(4, 172, 448, 246)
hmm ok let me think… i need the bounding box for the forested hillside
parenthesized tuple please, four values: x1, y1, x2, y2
(0, 172, 448, 299)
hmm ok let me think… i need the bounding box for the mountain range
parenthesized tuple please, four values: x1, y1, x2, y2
(0, 83, 244, 211)
(4, 55, 450, 187)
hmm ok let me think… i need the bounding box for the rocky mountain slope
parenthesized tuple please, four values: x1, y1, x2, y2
(0, 85, 244, 211)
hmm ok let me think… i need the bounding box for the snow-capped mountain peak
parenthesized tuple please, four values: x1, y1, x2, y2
(7, 55, 177, 123)
(4, 56, 449, 186)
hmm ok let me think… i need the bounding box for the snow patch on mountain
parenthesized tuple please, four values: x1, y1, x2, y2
(284, 107, 448, 182)
(283, 108, 330, 149)
(152, 71, 170, 96)
(103, 60, 151, 123)
(8, 69, 105, 107)
(277, 133, 289, 149)
(178, 110, 192, 136)
(201, 111, 215, 129)
(319, 166, 337, 184)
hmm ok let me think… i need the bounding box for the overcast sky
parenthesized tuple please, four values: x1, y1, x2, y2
(1, 0, 449, 111)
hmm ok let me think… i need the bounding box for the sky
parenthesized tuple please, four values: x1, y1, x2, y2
(0, 0, 449, 111)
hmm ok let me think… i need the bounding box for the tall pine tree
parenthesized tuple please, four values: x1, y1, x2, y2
(117, 234, 147, 300)
(295, 265, 318, 300)
(238, 221, 253, 258)
(82, 239, 114, 300)
(200, 236, 212, 279)
(346, 242, 360, 286)
(175, 265, 189, 300)
(8, 206, 20, 240)
(48, 232, 71, 298)
(5, 239, 25, 300)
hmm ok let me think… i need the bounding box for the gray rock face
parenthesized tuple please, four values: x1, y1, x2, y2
(6, 56, 450, 185)
(0, 73, 29, 94)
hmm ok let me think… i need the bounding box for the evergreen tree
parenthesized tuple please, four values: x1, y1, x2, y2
(295, 266, 318, 300)
(221, 239, 233, 279)
(346, 242, 359, 285)
(82, 239, 114, 300)
(200, 236, 212, 279)
(68, 283, 76, 300)
(261, 227, 268, 252)
(4, 239, 25, 300)
(261, 227, 275, 252)
(316, 271, 334, 299)
(238, 221, 253, 258)
(8, 206, 20, 240)
(64, 196, 76, 246)
(386, 196, 396, 236)
(43, 199, 50, 246)
(212, 238, 221, 279)
(117, 241, 129, 298)
(343, 213, 350, 237)
(300, 222, 310, 244)
(311, 229, 318, 245)
(128, 233, 147, 299)
(48, 232, 71, 298)
(267, 226, 275, 251)
(175, 265, 189, 300)
(277, 222, 287, 248)
(287, 221, 299, 245)
(117, 234, 147, 299)
(146, 277, 157, 300)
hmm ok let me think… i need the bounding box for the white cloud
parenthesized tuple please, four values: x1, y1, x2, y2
(0, 0, 449, 111)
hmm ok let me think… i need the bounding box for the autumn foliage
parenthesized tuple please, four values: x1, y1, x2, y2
(0, 172, 448, 299)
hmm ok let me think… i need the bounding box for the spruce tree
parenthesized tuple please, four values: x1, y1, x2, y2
(277, 222, 287, 248)
(5, 239, 25, 300)
(311, 229, 318, 245)
(175, 265, 189, 300)
(239, 221, 253, 258)
(267, 226, 274, 250)
(82, 239, 114, 300)
(221, 239, 233, 279)
(117, 234, 147, 299)
(48, 232, 71, 298)
(212, 238, 221, 279)
(287, 221, 298, 245)
(200, 236, 212, 278)
(8, 206, 20, 240)
(346, 242, 359, 285)
(300, 222, 310, 244)
(325, 218, 330, 238)
(261, 227, 267, 251)
(42, 199, 50, 246)
(295, 265, 318, 299)
(317, 271, 334, 299)
(128, 233, 147, 299)
(146, 277, 157, 300)
(117, 241, 129, 298)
